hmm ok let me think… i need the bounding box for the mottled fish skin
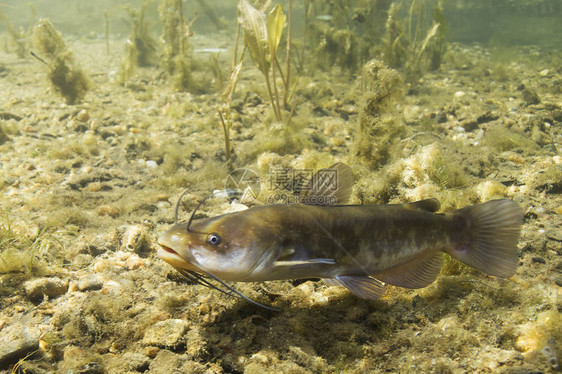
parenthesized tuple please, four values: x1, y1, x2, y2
(158, 164, 523, 301)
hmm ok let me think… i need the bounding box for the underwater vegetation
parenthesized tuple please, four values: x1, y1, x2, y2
(159, 0, 195, 92)
(31, 19, 91, 104)
(0, 5, 35, 59)
(238, 0, 289, 122)
(0, 210, 64, 288)
(306, 0, 392, 73)
(383, 0, 447, 81)
(354, 59, 404, 168)
(118, 0, 158, 84)
(0, 1, 560, 372)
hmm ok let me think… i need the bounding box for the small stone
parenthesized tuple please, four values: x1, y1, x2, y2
(460, 119, 479, 132)
(156, 194, 169, 202)
(454, 91, 465, 98)
(96, 204, 120, 218)
(123, 352, 149, 372)
(185, 327, 208, 360)
(0, 324, 40, 366)
(77, 275, 103, 291)
(76, 109, 90, 122)
(522, 89, 540, 106)
(144, 346, 160, 358)
(60, 346, 104, 374)
(24, 277, 68, 300)
(539, 69, 549, 77)
(142, 319, 189, 349)
(531, 257, 546, 264)
(477, 111, 499, 124)
(145, 160, 158, 169)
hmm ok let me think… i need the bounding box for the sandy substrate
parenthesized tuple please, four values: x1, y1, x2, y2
(0, 33, 561, 373)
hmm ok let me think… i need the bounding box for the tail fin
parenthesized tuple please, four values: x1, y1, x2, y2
(449, 199, 523, 278)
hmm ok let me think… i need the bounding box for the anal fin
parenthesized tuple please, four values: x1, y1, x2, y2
(374, 252, 443, 289)
(334, 275, 386, 299)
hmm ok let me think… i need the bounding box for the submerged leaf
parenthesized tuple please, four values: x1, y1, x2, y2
(238, 0, 269, 74)
(417, 22, 439, 62)
(266, 4, 285, 61)
(222, 61, 243, 102)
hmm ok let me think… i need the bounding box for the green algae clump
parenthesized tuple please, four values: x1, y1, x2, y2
(354, 59, 405, 169)
(31, 19, 91, 104)
(118, 0, 157, 84)
(159, 0, 193, 92)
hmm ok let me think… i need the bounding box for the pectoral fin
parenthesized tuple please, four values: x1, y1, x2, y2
(334, 275, 386, 299)
(273, 258, 336, 267)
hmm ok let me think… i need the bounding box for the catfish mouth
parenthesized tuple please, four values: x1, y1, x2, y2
(159, 245, 177, 254)
(156, 243, 199, 272)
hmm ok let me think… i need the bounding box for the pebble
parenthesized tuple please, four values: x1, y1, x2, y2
(76, 109, 90, 122)
(531, 256, 546, 264)
(142, 319, 190, 349)
(0, 324, 40, 366)
(24, 277, 68, 300)
(123, 352, 149, 372)
(145, 160, 158, 169)
(539, 69, 549, 77)
(77, 275, 104, 291)
(454, 91, 465, 98)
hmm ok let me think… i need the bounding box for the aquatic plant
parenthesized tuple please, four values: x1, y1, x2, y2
(381, 2, 409, 69)
(306, 0, 392, 73)
(194, 0, 227, 31)
(354, 59, 405, 168)
(159, 0, 196, 92)
(307, 1, 362, 73)
(118, 0, 157, 84)
(0, 210, 64, 279)
(382, 0, 447, 81)
(31, 19, 91, 104)
(427, 4, 447, 71)
(217, 62, 242, 164)
(238, 0, 287, 122)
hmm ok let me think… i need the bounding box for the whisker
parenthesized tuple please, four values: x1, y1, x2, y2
(176, 268, 240, 298)
(202, 270, 281, 312)
(175, 268, 280, 312)
(174, 188, 192, 225)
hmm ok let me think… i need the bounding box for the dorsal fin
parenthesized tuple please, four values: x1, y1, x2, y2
(299, 163, 353, 206)
(404, 198, 441, 212)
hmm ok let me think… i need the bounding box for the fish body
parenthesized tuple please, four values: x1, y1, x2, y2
(158, 164, 522, 303)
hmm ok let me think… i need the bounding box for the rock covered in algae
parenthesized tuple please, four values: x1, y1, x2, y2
(0, 324, 40, 366)
(32, 19, 91, 104)
(24, 276, 68, 301)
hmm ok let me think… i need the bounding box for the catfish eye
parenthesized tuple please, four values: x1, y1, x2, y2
(207, 233, 221, 246)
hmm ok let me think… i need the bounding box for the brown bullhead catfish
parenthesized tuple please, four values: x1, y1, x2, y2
(158, 163, 523, 310)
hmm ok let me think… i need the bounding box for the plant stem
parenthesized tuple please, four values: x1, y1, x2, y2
(218, 107, 231, 162)
(233, 23, 241, 70)
(283, 0, 292, 107)
(264, 71, 281, 121)
(271, 61, 282, 121)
